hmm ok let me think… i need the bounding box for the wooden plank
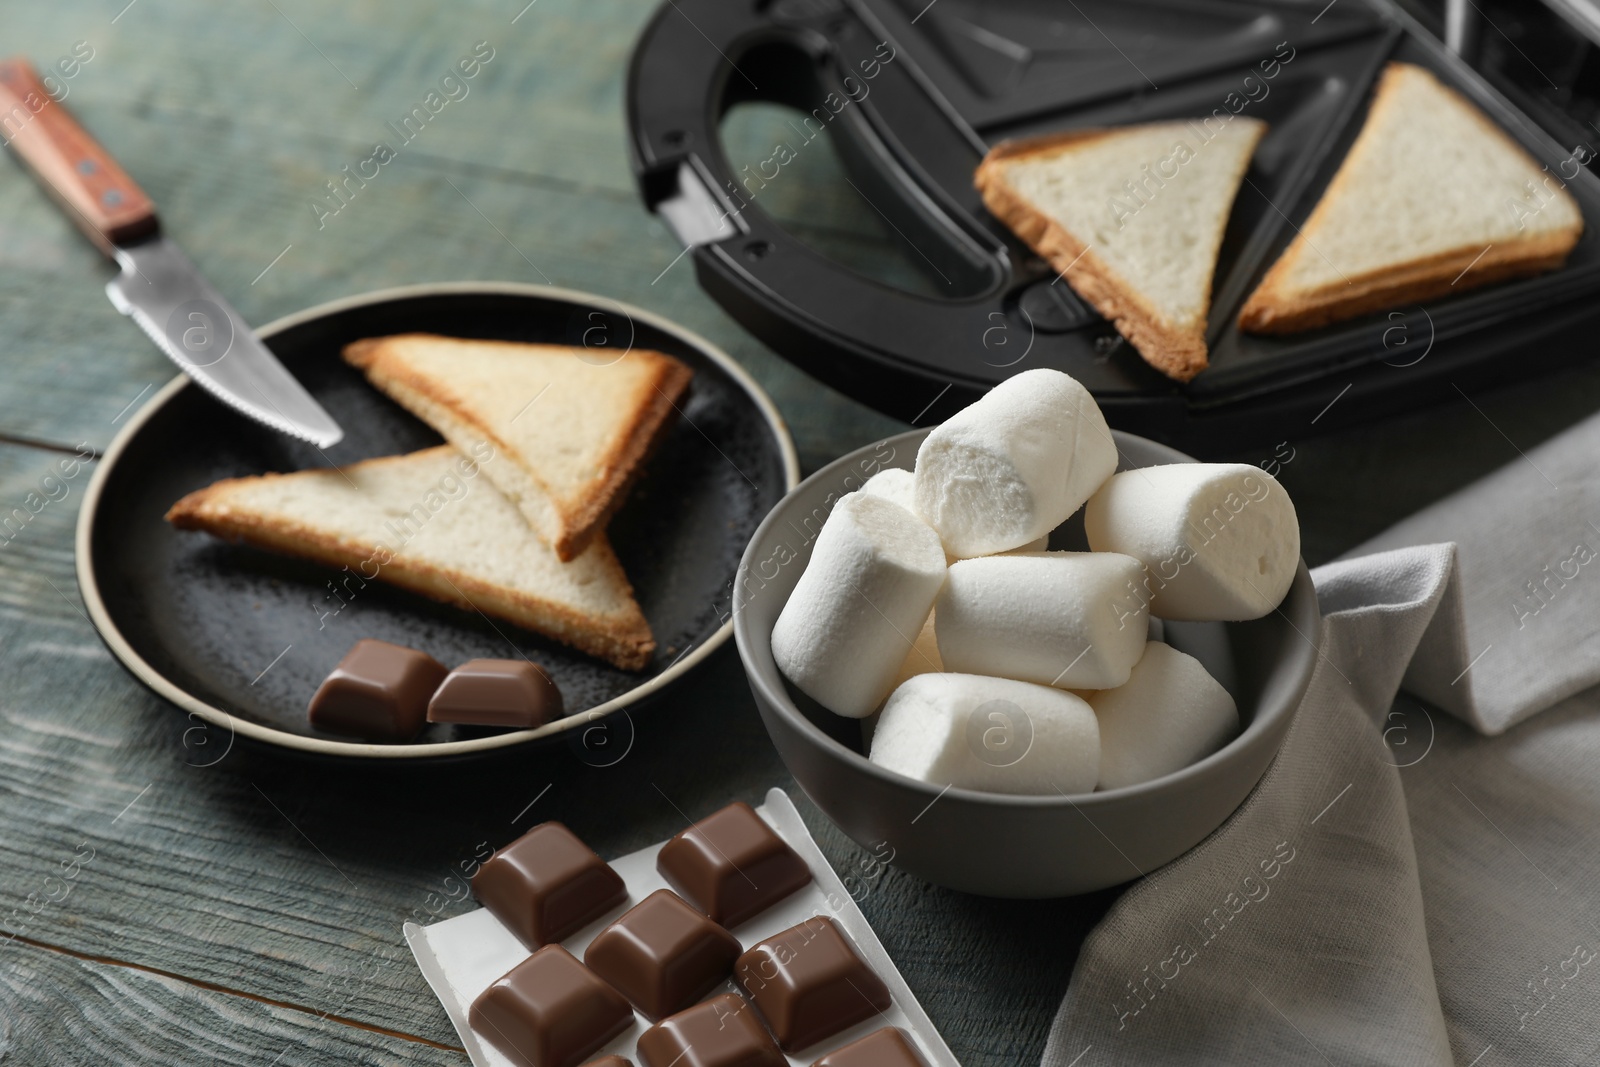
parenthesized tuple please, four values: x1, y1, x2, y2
(0, 439, 475, 1047)
(0, 0, 910, 458)
(0, 96, 905, 464)
(0, 0, 925, 218)
(1, 0, 656, 196)
(0, 937, 462, 1064)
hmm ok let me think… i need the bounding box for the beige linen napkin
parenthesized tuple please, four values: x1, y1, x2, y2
(1043, 410, 1600, 1066)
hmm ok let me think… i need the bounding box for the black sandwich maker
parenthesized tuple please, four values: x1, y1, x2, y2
(625, 0, 1600, 453)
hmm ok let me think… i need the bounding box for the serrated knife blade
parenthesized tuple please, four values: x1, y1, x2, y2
(105, 237, 343, 447)
(0, 56, 343, 447)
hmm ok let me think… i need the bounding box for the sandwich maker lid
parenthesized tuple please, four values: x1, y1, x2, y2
(625, 0, 1600, 452)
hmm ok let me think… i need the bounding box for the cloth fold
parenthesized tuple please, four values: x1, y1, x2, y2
(1044, 409, 1600, 1067)
(1358, 411, 1600, 736)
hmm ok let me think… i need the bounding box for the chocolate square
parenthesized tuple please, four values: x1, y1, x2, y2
(428, 658, 564, 728)
(469, 945, 633, 1067)
(809, 1027, 928, 1067)
(474, 822, 628, 949)
(735, 916, 891, 1052)
(580, 1059, 633, 1067)
(635, 992, 784, 1067)
(656, 802, 811, 929)
(307, 638, 447, 742)
(585, 889, 741, 1020)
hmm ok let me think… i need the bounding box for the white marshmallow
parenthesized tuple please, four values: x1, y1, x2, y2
(1084, 463, 1300, 621)
(1091, 642, 1238, 790)
(860, 467, 918, 515)
(913, 368, 1117, 558)
(771, 493, 946, 718)
(934, 552, 1148, 689)
(870, 673, 1099, 795)
(862, 468, 965, 564)
(871, 468, 1049, 559)
(1006, 534, 1052, 554)
(885, 611, 943, 696)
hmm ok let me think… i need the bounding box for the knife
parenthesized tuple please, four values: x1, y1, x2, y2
(0, 57, 343, 448)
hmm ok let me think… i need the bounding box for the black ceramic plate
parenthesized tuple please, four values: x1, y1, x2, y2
(77, 283, 798, 759)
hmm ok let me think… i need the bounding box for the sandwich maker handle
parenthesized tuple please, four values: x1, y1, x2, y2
(624, 2, 1106, 407)
(0, 56, 159, 256)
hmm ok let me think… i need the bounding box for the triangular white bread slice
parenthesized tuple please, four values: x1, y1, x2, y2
(1239, 63, 1584, 333)
(165, 446, 655, 671)
(344, 334, 694, 562)
(975, 118, 1267, 381)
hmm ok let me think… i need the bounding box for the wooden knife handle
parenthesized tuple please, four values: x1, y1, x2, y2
(0, 57, 157, 254)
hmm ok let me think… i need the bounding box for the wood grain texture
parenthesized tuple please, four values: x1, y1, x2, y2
(0, 937, 462, 1063)
(0, 106, 901, 465)
(0, 0, 906, 467)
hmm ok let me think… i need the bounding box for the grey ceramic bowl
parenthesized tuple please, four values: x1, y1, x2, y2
(733, 428, 1321, 898)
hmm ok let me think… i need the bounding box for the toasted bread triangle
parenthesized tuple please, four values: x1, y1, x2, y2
(1239, 63, 1583, 333)
(165, 446, 655, 671)
(977, 118, 1266, 381)
(344, 335, 693, 561)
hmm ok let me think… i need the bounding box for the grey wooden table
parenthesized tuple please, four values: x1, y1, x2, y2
(2, 2, 1597, 1063)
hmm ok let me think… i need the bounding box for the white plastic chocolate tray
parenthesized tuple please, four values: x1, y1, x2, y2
(405, 788, 958, 1067)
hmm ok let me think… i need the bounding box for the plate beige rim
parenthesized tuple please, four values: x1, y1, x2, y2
(75, 281, 800, 759)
